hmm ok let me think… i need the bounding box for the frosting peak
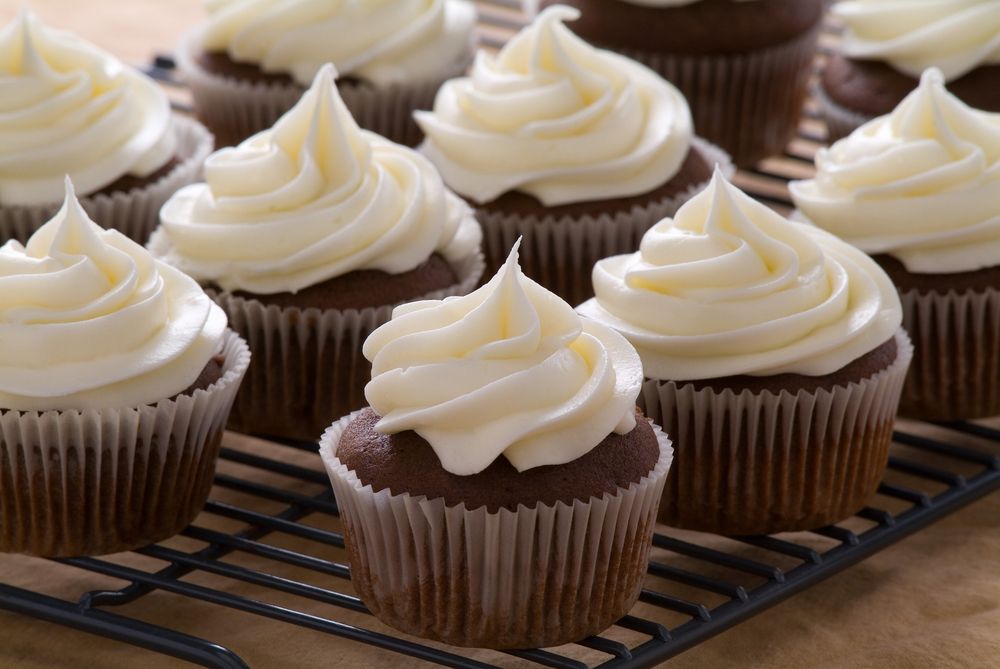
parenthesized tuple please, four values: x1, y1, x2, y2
(154, 64, 481, 295)
(0, 12, 176, 206)
(199, 0, 477, 87)
(416, 4, 693, 205)
(363, 241, 643, 476)
(835, 0, 1000, 81)
(0, 179, 226, 411)
(791, 68, 1000, 274)
(579, 170, 902, 380)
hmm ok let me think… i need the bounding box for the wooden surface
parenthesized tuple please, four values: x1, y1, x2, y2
(1, 2, 999, 668)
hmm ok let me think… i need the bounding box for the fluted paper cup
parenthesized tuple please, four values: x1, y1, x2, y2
(474, 137, 731, 306)
(320, 410, 673, 649)
(176, 27, 474, 148)
(640, 329, 913, 535)
(0, 329, 250, 557)
(0, 116, 212, 245)
(200, 251, 484, 442)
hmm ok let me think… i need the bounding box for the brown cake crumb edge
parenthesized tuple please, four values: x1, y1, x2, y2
(336, 407, 662, 514)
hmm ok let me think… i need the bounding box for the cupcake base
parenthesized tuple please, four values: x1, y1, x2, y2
(640, 329, 912, 536)
(0, 330, 250, 557)
(320, 410, 673, 649)
(474, 138, 730, 306)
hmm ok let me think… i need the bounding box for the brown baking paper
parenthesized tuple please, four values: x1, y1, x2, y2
(474, 137, 732, 306)
(618, 25, 821, 166)
(176, 27, 474, 148)
(0, 116, 212, 245)
(319, 410, 673, 649)
(203, 251, 485, 442)
(898, 287, 1000, 421)
(0, 329, 250, 557)
(640, 328, 913, 536)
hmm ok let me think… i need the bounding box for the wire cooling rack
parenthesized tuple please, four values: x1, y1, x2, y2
(2, 3, 999, 668)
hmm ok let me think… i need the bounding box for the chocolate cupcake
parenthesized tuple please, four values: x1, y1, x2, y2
(320, 243, 673, 648)
(820, 0, 1000, 141)
(0, 180, 250, 557)
(150, 65, 484, 441)
(0, 12, 213, 244)
(176, 0, 477, 148)
(579, 170, 911, 535)
(535, 0, 824, 166)
(416, 6, 729, 306)
(792, 69, 1000, 421)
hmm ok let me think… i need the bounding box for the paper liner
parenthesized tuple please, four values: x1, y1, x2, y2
(475, 137, 732, 307)
(0, 330, 250, 557)
(897, 287, 1000, 421)
(0, 116, 212, 246)
(210, 251, 484, 442)
(176, 27, 473, 148)
(319, 411, 673, 649)
(639, 329, 913, 536)
(815, 84, 872, 145)
(617, 24, 820, 167)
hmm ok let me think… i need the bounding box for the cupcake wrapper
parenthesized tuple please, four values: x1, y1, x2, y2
(213, 251, 484, 442)
(815, 84, 873, 145)
(176, 28, 473, 148)
(618, 25, 820, 166)
(320, 411, 673, 649)
(639, 329, 913, 535)
(0, 116, 212, 245)
(898, 287, 1000, 421)
(0, 330, 250, 557)
(475, 137, 731, 307)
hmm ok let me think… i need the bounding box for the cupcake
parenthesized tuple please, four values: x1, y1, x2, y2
(150, 64, 483, 441)
(176, 0, 478, 148)
(579, 170, 911, 535)
(0, 179, 249, 557)
(319, 242, 673, 648)
(820, 0, 1000, 141)
(534, 0, 824, 166)
(415, 5, 729, 306)
(0, 11, 213, 244)
(791, 69, 1000, 421)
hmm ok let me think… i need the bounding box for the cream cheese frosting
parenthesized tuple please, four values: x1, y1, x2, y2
(363, 241, 643, 476)
(0, 11, 176, 207)
(0, 179, 227, 412)
(415, 5, 694, 206)
(154, 64, 481, 295)
(790, 69, 1000, 275)
(834, 0, 1000, 81)
(578, 169, 902, 381)
(199, 0, 477, 87)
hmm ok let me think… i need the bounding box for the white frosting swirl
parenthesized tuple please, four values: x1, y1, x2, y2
(578, 170, 902, 380)
(0, 179, 227, 412)
(790, 69, 1000, 274)
(154, 64, 481, 295)
(0, 11, 176, 207)
(363, 242, 643, 476)
(199, 0, 477, 87)
(416, 5, 693, 206)
(834, 0, 1000, 80)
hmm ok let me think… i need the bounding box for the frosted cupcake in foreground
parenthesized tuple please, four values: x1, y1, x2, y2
(792, 69, 1000, 420)
(0, 179, 249, 557)
(820, 0, 1000, 141)
(177, 0, 478, 147)
(579, 170, 911, 535)
(151, 64, 483, 441)
(416, 5, 729, 305)
(320, 243, 672, 648)
(535, 0, 824, 165)
(0, 11, 213, 243)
